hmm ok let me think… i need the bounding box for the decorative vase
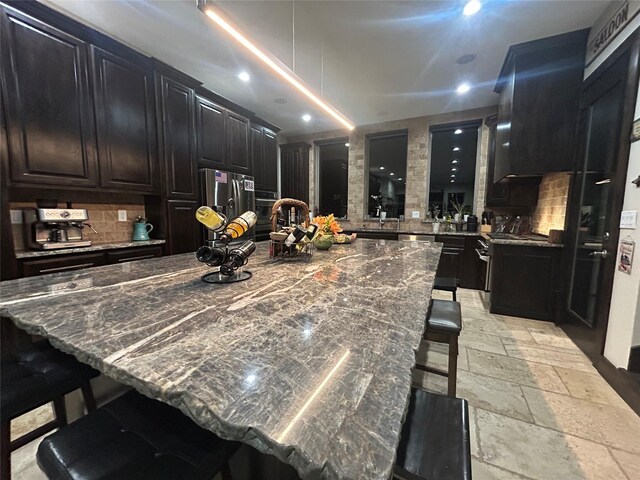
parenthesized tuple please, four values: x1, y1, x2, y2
(455, 222, 464, 232)
(313, 234, 333, 250)
(133, 222, 153, 241)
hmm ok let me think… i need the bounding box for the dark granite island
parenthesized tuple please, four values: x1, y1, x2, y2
(0, 239, 442, 480)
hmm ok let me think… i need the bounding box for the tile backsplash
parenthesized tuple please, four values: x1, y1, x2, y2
(11, 202, 146, 250)
(531, 173, 571, 235)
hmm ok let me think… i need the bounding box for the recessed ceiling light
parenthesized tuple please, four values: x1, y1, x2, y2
(453, 147, 460, 152)
(302, 114, 311, 122)
(199, 4, 354, 130)
(390, 172, 395, 176)
(345, 142, 350, 147)
(398, 178, 402, 180)
(454, 129, 463, 134)
(238, 71, 250, 82)
(455, 54, 476, 65)
(451, 174, 456, 178)
(452, 167, 458, 172)
(463, 0, 482, 16)
(452, 159, 459, 164)
(456, 83, 471, 94)
(380, 167, 385, 170)
(450, 180, 455, 183)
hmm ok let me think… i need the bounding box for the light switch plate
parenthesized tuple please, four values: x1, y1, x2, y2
(10, 209, 22, 224)
(620, 210, 637, 229)
(118, 210, 127, 222)
(412, 211, 420, 219)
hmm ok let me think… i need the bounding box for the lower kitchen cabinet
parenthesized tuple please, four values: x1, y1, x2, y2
(490, 243, 563, 321)
(19, 246, 165, 278)
(167, 200, 201, 255)
(434, 235, 485, 290)
(20, 253, 106, 277)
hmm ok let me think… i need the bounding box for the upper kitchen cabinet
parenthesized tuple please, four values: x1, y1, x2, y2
(225, 111, 250, 174)
(92, 47, 158, 193)
(156, 67, 199, 200)
(251, 124, 278, 192)
(493, 29, 588, 181)
(0, 5, 99, 188)
(280, 143, 311, 203)
(195, 94, 226, 170)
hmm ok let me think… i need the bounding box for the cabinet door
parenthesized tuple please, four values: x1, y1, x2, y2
(195, 94, 226, 169)
(21, 253, 105, 277)
(262, 129, 278, 192)
(485, 121, 510, 207)
(226, 112, 250, 173)
(494, 63, 514, 182)
(167, 200, 200, 254)
(281, 145, 309, 203)
(436, 248, 463, 282)
(159, 76, 197, 199)
(1, 6, 99, 187)
(92, 47, 157, 192)
(250, 126, 264, 187)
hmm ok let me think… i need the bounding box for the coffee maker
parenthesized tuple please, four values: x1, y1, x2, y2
(23, 208, 94, 250)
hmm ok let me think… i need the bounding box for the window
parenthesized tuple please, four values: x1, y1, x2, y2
(317, 141, 349, 217)
(428, 123, 479, 219)
(367, 132, 408, 218)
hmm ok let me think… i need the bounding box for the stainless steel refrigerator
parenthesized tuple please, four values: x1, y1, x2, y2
(200, 169, 256, 245)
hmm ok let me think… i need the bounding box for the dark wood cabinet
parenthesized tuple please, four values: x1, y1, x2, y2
(251, 125, 278, 192)
(105, 246, 163, 264)
(195, 94, 226, 169)
(92, 47, 157, 192)
(280, 143, 310, 203)
(434, 235, 485, 290)
(226, 112, 250, 173)
(490, 243, 563, 321)
(158, 75, 198, 199)
(485, 116, 539, 208)
(494, 30, 588, 180)
(167, 200, 200, 254)
(20, 253, 105, 277)
(1, 5, 99, 188)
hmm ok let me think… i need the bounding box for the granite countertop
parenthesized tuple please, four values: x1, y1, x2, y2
(346, 228, 483, 237)
(0, 239, 442, 480)
(487, 238, 563, 248)
(15, 239, 166, 259)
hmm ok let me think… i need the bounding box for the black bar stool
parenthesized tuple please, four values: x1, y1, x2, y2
(37, 389, 240, 480)
(395, 388, 471, 480)
(433, 277, 458, 301)
(415, 299, 462, 397)
(1, 340, 99, 479)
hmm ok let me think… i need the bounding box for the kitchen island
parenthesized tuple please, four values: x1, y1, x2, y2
(0, 239, 442, 480)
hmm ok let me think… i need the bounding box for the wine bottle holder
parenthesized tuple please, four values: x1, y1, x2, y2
(269, 240, 313, 261)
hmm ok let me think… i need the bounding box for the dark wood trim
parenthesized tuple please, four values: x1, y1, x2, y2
(365, 129, 409, 140)
(629, 346, 640, 373)
(592, 356, 640, 416)
(280, 142, 311, 150)
(314, 137, 349, 146)
(153, 59, 201, 89)
(0, 86, 17, 280)
(195, 85, 252, 120)
(251, 115, 281, 134)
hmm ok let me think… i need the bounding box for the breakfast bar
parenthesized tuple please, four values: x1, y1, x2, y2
(0, 239, 442, 480)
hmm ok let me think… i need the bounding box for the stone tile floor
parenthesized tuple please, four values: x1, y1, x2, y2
(10, 288, 640, 479)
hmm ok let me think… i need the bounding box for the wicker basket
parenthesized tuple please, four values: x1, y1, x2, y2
(269, 198, 312, 260)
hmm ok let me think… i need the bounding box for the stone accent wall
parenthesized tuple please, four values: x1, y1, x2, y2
(11, 202, 146, 251)
(531, 173, 571, 235)
(288, 106, 497, 228)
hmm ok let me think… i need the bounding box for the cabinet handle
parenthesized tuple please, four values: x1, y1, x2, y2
(117, 255, 155, 262)
(40, 263, 95, 273)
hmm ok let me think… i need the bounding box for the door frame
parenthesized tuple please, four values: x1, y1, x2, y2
(561, 30, 640, 361)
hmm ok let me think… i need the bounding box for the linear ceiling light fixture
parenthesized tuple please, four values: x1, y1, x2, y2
(197, 1, 354, 131)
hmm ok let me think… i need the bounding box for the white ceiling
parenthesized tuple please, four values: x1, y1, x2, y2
(42, 0, 609, 136)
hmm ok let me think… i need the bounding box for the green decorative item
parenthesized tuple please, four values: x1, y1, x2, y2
(313, 234, 333, 250)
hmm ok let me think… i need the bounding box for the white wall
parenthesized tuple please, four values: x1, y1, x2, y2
(604, 76, 640, 368)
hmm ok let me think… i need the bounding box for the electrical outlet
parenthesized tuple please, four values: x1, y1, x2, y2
(118, 210, 127, 221)
(10, 210, 22, 224)
(412, 211, 420, 219)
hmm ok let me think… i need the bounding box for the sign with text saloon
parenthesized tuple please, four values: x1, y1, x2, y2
(586, 1, 640, 66)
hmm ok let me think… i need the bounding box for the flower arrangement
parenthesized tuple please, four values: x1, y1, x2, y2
(311, 214, 343, 236)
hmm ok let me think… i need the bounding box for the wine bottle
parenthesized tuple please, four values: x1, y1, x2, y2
(289, 207, 296, 226)
(285, 226, 307, 247)
(305, 223, 318, 240)
(220, 240, 256, 275)
(195, 206, 225, 231)
(219, 211, 257, 244)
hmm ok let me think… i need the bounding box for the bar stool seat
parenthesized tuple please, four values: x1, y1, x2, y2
(37, 389, 240, 480)
(416, 299, 463, 397)
(395, 388, 471, 480)
(433, 277, 458, 301)
(1, 340, 99, 479)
